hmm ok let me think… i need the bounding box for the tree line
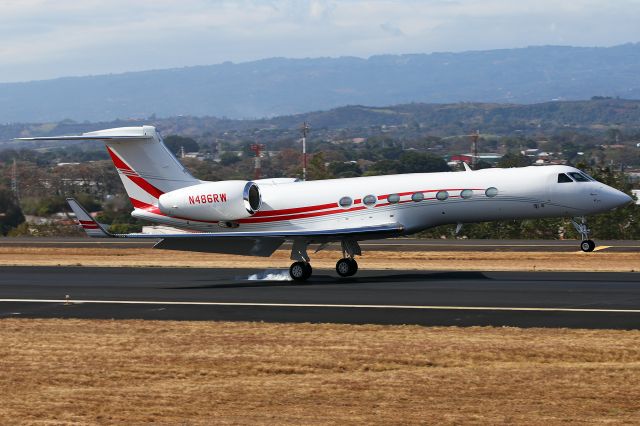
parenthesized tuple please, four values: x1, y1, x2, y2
(0, 134, 637, 238)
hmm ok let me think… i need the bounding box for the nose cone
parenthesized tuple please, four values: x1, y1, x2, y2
(604, 187, 633, 209)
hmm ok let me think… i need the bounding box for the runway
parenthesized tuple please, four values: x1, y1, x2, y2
(1, 266, 639, 329)
(2, 237, 640, 251)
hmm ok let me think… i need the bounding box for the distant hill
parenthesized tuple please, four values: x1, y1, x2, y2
(2, 44, 640, 123)
(3, 99, 640, 145)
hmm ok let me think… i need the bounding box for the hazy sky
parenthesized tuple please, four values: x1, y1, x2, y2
(2, 0, 640, 83)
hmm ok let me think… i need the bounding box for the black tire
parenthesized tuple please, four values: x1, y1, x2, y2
(580, 240, 596, 252)
(290, 261, 311, 281)
(336, 258, 358, 277)
(346, 258, 358, 276)
(336, 258, 352, 277)
(302, 262, 313, 280)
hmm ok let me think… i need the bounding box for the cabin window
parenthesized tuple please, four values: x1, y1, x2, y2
(568, 172, 589, 182)
(485, 187, 498, 197)
(411, 192, 424, 202)
(363, 194, 377, 206)
(460, 189, 473, 199)
(436, 190, 449, 201)
(388, 194, 400, 204)
(339, 196, 353, 208)
(557, 173, 573, 183)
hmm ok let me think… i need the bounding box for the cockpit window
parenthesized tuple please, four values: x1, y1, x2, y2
(581, 172, 596, 181)
(558, 173, 573, 183)
(569, 172, 589, 182)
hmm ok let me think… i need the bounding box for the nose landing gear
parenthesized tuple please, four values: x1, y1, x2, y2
(572, 217, 596, 252)
(580, 240, 596, 252)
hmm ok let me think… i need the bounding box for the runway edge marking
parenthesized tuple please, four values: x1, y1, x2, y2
(1, 299, 640, 314)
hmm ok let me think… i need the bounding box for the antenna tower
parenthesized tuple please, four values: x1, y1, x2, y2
(470, 130, 480, 169)
(250, 143, 265, 180)
(300, 122, 310, 181)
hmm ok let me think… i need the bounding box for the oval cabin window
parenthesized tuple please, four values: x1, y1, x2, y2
(460, 189, 473, 199)
(411, 192, 424, 202)
(485, 187, 498, 197)
(363, 194, 377, 206)
(387, 194, 400, 204)
(436, 190, 449, 201)
(339, 196, 353, 208)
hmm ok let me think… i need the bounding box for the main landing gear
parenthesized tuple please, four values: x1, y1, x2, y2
(336, 258, 358, 277)
(287, 238, 362, 281)
(572, 217, 596, 252)
(289, 261, 312, 281)
(335, 239, 361, 278)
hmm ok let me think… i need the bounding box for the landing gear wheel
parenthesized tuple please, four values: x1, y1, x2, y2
(336, 258, 358, 277)
(580, 239, 596, 252)
(289, 261, 312, 281)
(346, 258, 358, 276)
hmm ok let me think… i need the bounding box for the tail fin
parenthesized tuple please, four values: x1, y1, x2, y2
(18, 126, 200, 207)
(67, 198, 112, 238)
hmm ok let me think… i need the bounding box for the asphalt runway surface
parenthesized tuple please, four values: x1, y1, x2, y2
(1, 266, 639, 329)
(2, 237, 640, 252)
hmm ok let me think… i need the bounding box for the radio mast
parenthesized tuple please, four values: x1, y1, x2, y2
(300, 122, 310, 181)
(250, 143, 265, 180)
(470, 130, 480, 169)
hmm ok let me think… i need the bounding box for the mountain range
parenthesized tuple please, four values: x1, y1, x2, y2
(2, 43, 640, 123)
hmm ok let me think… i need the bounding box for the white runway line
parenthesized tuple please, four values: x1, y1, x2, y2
(1, 299, 639, 313)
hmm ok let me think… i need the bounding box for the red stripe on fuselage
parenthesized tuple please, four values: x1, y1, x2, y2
(253, 202, 339, 217)
(130, 197, 163, 215)
(131, 187, 486, 225)
(254, 189, 481, 217)
(238, 206, 366, 224)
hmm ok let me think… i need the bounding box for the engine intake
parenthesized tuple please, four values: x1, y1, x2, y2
(158, 180, 261, 221)
(243, 181, 261, 214)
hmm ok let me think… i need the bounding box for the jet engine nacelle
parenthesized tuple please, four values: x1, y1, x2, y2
(158, 181, 261, 221)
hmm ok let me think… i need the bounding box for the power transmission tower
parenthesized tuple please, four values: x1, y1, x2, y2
(250, 143, 265, 180)
(300, 122, 310, 181)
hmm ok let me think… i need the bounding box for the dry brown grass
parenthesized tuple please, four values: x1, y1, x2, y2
(1, 319, 640, 425)
(0, 246, 638, 272)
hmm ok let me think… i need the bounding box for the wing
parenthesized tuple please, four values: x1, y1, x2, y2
(67, 198, 404, 256)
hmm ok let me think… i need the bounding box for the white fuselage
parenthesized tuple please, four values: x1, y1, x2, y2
(132, 165, 631, 238)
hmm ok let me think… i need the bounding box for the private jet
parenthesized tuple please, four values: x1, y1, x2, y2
(19, 126, 633, 281)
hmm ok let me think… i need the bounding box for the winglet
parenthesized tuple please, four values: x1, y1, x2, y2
(66, 198, 112, 238)
(462, 162, 473, 172)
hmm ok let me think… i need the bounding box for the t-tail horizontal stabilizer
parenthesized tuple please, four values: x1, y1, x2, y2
(66, 198, 111, 238)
